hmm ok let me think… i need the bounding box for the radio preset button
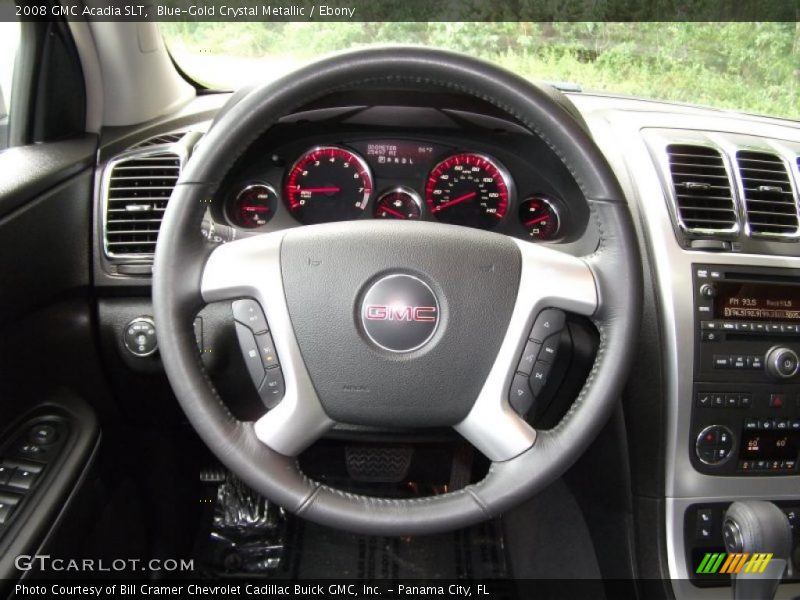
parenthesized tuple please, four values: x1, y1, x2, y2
(735, 323, 751, 332)
(713, 355, 731, 369)
(721, 322, 736, 331)
(701, 321, 718, 330)
(754, 323, 767, 333)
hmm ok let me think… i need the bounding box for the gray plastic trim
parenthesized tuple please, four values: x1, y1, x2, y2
(200, 231, 334, 457)
(200, 230, 596, 461)
(455, 238, 597, 461)
(575, 102, 800, 596)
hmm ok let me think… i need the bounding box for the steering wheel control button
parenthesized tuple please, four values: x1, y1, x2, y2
(509, 373, 535, 415)
(530, 309, 565, 342)
(539, 334, 560, 363)
(695, 425, 734, 465)
(516, 340, 542, 375)
(255, 333, 278, 369)
(529, 361, 552, 397)
(234, 322, 267, 388)
(360, 274, 439, 353)
(232, 299, 268, 334)
(259, 368, 285, 409)
(123, 317, 158, 357)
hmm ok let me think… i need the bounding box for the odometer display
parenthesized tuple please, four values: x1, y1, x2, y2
(284, 146, 373, 224)
(425, 153, 511, 229)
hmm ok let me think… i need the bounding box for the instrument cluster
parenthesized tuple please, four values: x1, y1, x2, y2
(223, 138, 569, 243)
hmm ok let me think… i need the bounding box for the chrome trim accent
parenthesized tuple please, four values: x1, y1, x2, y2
(122, 316, 158, 358)
(644, 131, 741, 238)
(100, 144, 188, 260)
(225, 183, 278, 229)
(454, 239, 597, 462)
(283, 145, 374, 217)
(426, 152, 516, 225)
(521, 194, 563, 241)
(359, 273, 440, 353)
(577, 106, 800, 596)
(694, 425, 734, 466)
(730, 144, 800, 241)
(374, 186, 423, 218)
(200, 231, 334, 457)
(766, 346, 800, 379)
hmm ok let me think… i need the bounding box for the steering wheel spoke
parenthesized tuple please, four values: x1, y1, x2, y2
(455, 242, 597, 462)
(201, 233, 334, 456)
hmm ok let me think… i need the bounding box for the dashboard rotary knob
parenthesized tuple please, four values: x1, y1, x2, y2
(766, 346, 799, 380)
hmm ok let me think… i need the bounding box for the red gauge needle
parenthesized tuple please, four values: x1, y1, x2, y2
(242, 206, 269, 213)
(433, 191, 477, 212)
(379, 205, 407, 219)
(523, 215, 549, 227)
(298, 186, 341, 194)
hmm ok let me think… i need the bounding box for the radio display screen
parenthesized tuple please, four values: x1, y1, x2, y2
(713, 282, 800, 321)
(740, 430, 800, 462)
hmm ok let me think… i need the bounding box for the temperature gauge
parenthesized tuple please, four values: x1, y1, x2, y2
(519, 196, 561, 241)
(228, 183, 278, 229)
(374, 188, 423, 220)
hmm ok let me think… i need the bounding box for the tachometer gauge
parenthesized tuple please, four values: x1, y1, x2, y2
(519, 196, 561, 241)
(284, 146, 373, 224)
(228, 183, 277, 228)
(425, 153, 511, 229)
(374, 188, 422, 220)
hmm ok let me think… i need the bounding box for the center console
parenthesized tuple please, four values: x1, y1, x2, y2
(691, 264, 800, 476)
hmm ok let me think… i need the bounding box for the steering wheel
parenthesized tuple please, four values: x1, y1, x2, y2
(152, 47, 641, 535)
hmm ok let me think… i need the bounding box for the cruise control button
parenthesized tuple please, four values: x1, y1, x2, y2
(255, 333, 279, 370)
(516, 340, 541, 376)
(234, 322, 266, 388)
(529, 361, 552, 396)
(258, 367, 286, 409)
(232, 299, 268, 333)
(529, 309, 565, 342)
(539, 334, 559, 363)
(509, 373, 534, 415)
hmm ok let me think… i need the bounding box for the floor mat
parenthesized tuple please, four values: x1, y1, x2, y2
(196, 476, 511, 582)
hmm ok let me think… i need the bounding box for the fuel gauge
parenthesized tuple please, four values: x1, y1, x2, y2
(519, 196, 561, 241)
(374, 188, 422, 220)
(228, 183, 278, 229)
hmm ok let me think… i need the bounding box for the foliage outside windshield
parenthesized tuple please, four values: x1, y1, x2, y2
(161, 22, 800, 120)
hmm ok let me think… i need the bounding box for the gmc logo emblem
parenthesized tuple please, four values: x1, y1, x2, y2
(364, 305, 437, 322)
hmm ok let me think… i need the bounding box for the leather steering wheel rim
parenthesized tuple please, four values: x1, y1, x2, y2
(152, 47, 642, 535)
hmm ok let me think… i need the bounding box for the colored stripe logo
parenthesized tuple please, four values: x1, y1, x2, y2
(696, 553, 773, 574)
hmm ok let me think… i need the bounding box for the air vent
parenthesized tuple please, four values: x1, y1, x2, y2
(130, 131, 186, 150)
(737, 151, 799, 238)
(104, 151, 181, 257)
(665, 144, 737, 234)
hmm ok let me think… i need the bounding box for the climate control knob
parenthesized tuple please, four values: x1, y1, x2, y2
(766, 346, 799, 380)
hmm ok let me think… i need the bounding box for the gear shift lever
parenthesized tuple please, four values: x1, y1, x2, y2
(723, 501, 792, 600)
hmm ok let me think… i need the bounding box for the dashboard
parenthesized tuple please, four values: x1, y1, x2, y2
(205, 103, 592, 247)
(92, 85, 800, 597)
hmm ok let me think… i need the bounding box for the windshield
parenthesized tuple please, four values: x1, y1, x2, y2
(161, 22, 800, 120)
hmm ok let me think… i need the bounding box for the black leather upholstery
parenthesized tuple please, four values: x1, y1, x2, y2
(152, 47, 642, 534)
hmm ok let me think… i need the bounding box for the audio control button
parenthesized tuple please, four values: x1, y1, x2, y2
(766, 347, 799, 379)
(713, 355, 731, 369)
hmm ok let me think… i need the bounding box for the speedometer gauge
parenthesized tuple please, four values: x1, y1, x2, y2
(425, 153, 511, 229)
(284, 146, 373, 224)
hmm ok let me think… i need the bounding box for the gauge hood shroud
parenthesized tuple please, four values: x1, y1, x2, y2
(281, 220, 520, 427)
